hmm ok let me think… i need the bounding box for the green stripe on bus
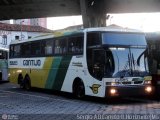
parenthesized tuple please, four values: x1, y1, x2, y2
(45, 57, 62, 89)
(52, 56, 72, 90)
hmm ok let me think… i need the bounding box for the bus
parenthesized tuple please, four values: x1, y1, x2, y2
(9, 27, 152, 98)
(0, 47, 8, 82)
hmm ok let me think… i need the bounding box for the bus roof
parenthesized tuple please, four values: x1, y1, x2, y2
(85, 25, 143, 33)
(10, 26, 143, 45)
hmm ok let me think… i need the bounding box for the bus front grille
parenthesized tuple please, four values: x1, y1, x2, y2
(122, 81, 132, 84)
(134, 81, 143, 84)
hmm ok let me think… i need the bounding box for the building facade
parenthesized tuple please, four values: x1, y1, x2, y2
(13, 18, 47, 28)
(0, 22, 52, 48)
(1, 18, 47, 28)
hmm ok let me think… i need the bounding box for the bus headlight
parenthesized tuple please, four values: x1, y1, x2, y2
(145, 86, 152, 93)
(110, 88, 117, 95)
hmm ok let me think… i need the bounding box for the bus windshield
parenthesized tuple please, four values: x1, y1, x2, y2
(101, 33, 149, 78)
(108, 47, 149, 77)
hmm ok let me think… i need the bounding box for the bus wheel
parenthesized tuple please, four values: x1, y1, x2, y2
(73, 80, 85, 99)
(24, 75, 31, 90)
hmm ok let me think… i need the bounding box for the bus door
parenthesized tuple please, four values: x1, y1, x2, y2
(92, 49, 105, 81)
(90, 49, 105, 96)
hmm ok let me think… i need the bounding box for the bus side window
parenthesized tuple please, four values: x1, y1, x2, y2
(45, 40, 53, 55)
(68, 36, 83, 54)
(10, 46, 14, 58)
(14, 45, 21, 57)
(55, 39, 67, 55)
(21, 43, 30, 57)
(4, 51, 8, 59)
(87, 32, 101, 47)
(55, 40, 60, 54)
(31, 42, 41, 56)
(68, 37, 76, 53)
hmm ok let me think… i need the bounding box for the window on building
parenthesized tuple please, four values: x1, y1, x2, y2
(2, 35, 7, 45)
(15, 36, 19, 40)
(28, 36, 32, 39)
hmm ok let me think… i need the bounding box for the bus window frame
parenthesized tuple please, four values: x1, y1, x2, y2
(9, 33, 84, 58)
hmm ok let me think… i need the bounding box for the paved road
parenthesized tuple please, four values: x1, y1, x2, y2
(0, 82, 160, 120)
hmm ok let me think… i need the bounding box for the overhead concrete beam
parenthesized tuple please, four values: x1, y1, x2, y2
(80, 0, 107, 28)
(0, 0, 80, 19)
(2, 0, 9, 5)
(106, 0, 160, 13)
(0, 0, 160, 27)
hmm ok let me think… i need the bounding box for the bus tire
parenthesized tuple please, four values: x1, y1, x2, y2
(18, 74, 24, 89)
(73, 79, 85, 99)
(24, 75, 31, 90)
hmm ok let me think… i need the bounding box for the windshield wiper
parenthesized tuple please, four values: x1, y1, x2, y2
(121, 51, 135, 77)
(132, 53, 135, 71)
(128, 50, 133, 76)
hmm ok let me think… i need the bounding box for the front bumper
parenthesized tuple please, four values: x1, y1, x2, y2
(106, 85, 154, 97)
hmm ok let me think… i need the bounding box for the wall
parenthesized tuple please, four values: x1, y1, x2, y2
(0, 30, 49, 48)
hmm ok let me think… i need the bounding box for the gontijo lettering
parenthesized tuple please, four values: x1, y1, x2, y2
(23, 60, 41, 66)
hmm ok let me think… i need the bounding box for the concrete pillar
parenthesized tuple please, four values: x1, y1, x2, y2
(80, 0, 106, 28)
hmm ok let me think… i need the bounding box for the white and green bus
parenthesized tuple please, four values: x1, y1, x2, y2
(9, 27, 152, 98)
(0, 47, 8, 82)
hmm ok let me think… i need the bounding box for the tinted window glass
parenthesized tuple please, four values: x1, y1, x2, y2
(41, 40, 53, 55)
(104, 50, 115, 77)
(21, 43, 30, 57)
(87, 32, 101, 47)
(68, 36, 83, 54)
(55, 38, 67, 54)
(14, 45, 21, 57)
(10, 46, 14, 58)
(31, 42, 41, 56)
(111, 47, 148, 77)
(102, 33, 146, 46)
(45, 40, 53, 55)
